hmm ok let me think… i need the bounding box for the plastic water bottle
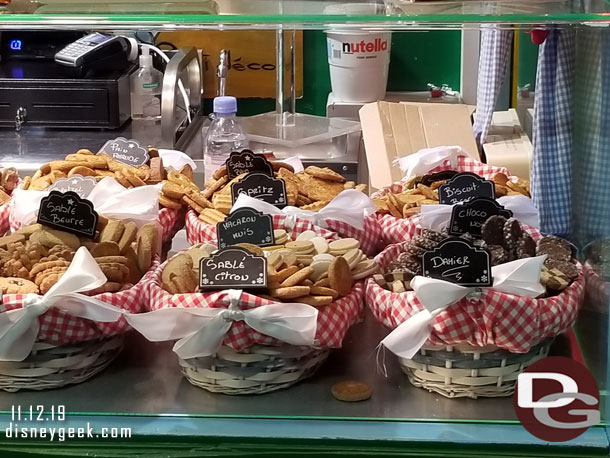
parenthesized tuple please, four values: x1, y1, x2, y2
(203, 96, 249, 181)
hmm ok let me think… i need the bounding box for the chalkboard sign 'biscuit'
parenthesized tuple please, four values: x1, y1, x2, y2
(37, 191, 99, 239)
(217, 208, 275, 249)
(449, 197, 513, 237)
(231, 173, 288, 209)
(438, 172, 495, 205)
(199, 246, 268, 291)
(226, 150, 274, 180)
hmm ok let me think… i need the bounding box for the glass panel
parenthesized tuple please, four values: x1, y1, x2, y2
(0, 22, 607, 452)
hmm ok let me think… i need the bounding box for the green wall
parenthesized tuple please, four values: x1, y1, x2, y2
(234, 30, 462, 117)
(517, 29, 539, 91)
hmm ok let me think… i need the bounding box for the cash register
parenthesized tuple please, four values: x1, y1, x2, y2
(0, 31, 137, 129)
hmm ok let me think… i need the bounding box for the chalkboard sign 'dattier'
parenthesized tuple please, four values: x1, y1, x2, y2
(422, 237, 492, 287)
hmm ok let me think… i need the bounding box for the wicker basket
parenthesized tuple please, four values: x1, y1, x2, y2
(179, 344, 329, 395)
(0, 335, 124, 392)
(398, 339, 552, 399)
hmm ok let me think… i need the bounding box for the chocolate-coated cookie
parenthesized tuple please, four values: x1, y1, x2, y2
(488, 244, 508, 266)
(516, 234, 536, 258)
(411, 235, 439, 251)
(482, 215, 508, 246)
(537, 236, 572, 262)
(419, 229, 446, 244)
(406, 243, 427, 258)
(503, 218, 523, 250)
(544, 258, 579, 282)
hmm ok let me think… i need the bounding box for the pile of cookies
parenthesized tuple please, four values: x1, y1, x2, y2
(374, 219, 578, 296)
(373, 171, 531, 218)
(0, 167, 18, 205)
(19, 148, 200, 212)
(195, 164, 367, 225)
(0, 220, 158, 295)
(161, 233, 378, 307)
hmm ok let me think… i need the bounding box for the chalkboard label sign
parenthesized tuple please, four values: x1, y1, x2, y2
(226, 150, 274, 180)
(438, 172, 495, 205)
(48, 175, 97, 199)
(199, 246, 268, 291)
(37, 190, 98, 239)
(422, 238, 492, 287)
(217, 208, 275, 249)
(98, 137, 150, 167)
(231, 172, 287, 209)
(449, 197, 513, 237)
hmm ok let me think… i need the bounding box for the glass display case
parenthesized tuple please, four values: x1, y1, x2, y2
(0, 1, 609, 456)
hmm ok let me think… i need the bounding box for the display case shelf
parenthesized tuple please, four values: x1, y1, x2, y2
(0, 313, 606, 456)
(2, 0, 610, 30)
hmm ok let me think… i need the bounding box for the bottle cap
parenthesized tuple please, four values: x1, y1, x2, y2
(213, 96, 237, 114)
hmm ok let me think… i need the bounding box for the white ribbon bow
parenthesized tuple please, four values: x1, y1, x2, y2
(395, 146, 464, 179)
(126, 289, 318, 359)
(379, 256, 547, 360)
(232, 189, 376, 231)
(0, 247, 125, 361)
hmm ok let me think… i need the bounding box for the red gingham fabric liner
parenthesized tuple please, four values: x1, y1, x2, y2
(0, 202, 9, 236)
(323, 215, 385, 256)
(371, 156, 518, 245)
(365, 226, 585, 353)
(158, 206, 184, 244)
(185, 210, 340, 246)
(186, 208, 385, 256)
(0, 259, 159, 346)
(143, 260, 364, 350)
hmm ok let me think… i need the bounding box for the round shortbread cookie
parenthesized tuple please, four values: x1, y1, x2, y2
(285, 241, 315, 253)
(313, 253, 335, 262)
(311, 236, 329, 254)
(310, 260, 332, 281)
(296, 230, 317, 242)
(328, 238, 360, 253)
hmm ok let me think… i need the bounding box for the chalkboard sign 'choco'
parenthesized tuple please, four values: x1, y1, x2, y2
(422, 238, 492, 287)
(449, 197, 513, 237)
(226, 150, 274, 180)
(217, 208, 275, 249)
(48, 175, 97, 199)
(231, 172, 287, 209)
(438, 172, 495, 205)
(98, 137, 150, 167)
(37, 190, 99, 239)
(199, 246, 268, 291)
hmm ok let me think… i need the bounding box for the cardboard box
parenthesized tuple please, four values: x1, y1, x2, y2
(359, 101, 480, 190)
(483, 109, 533, 179)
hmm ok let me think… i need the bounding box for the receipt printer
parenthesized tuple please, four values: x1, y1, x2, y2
(0, 31, 135, 129)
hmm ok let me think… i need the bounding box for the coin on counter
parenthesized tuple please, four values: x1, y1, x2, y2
(331, 380, 372, 402)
